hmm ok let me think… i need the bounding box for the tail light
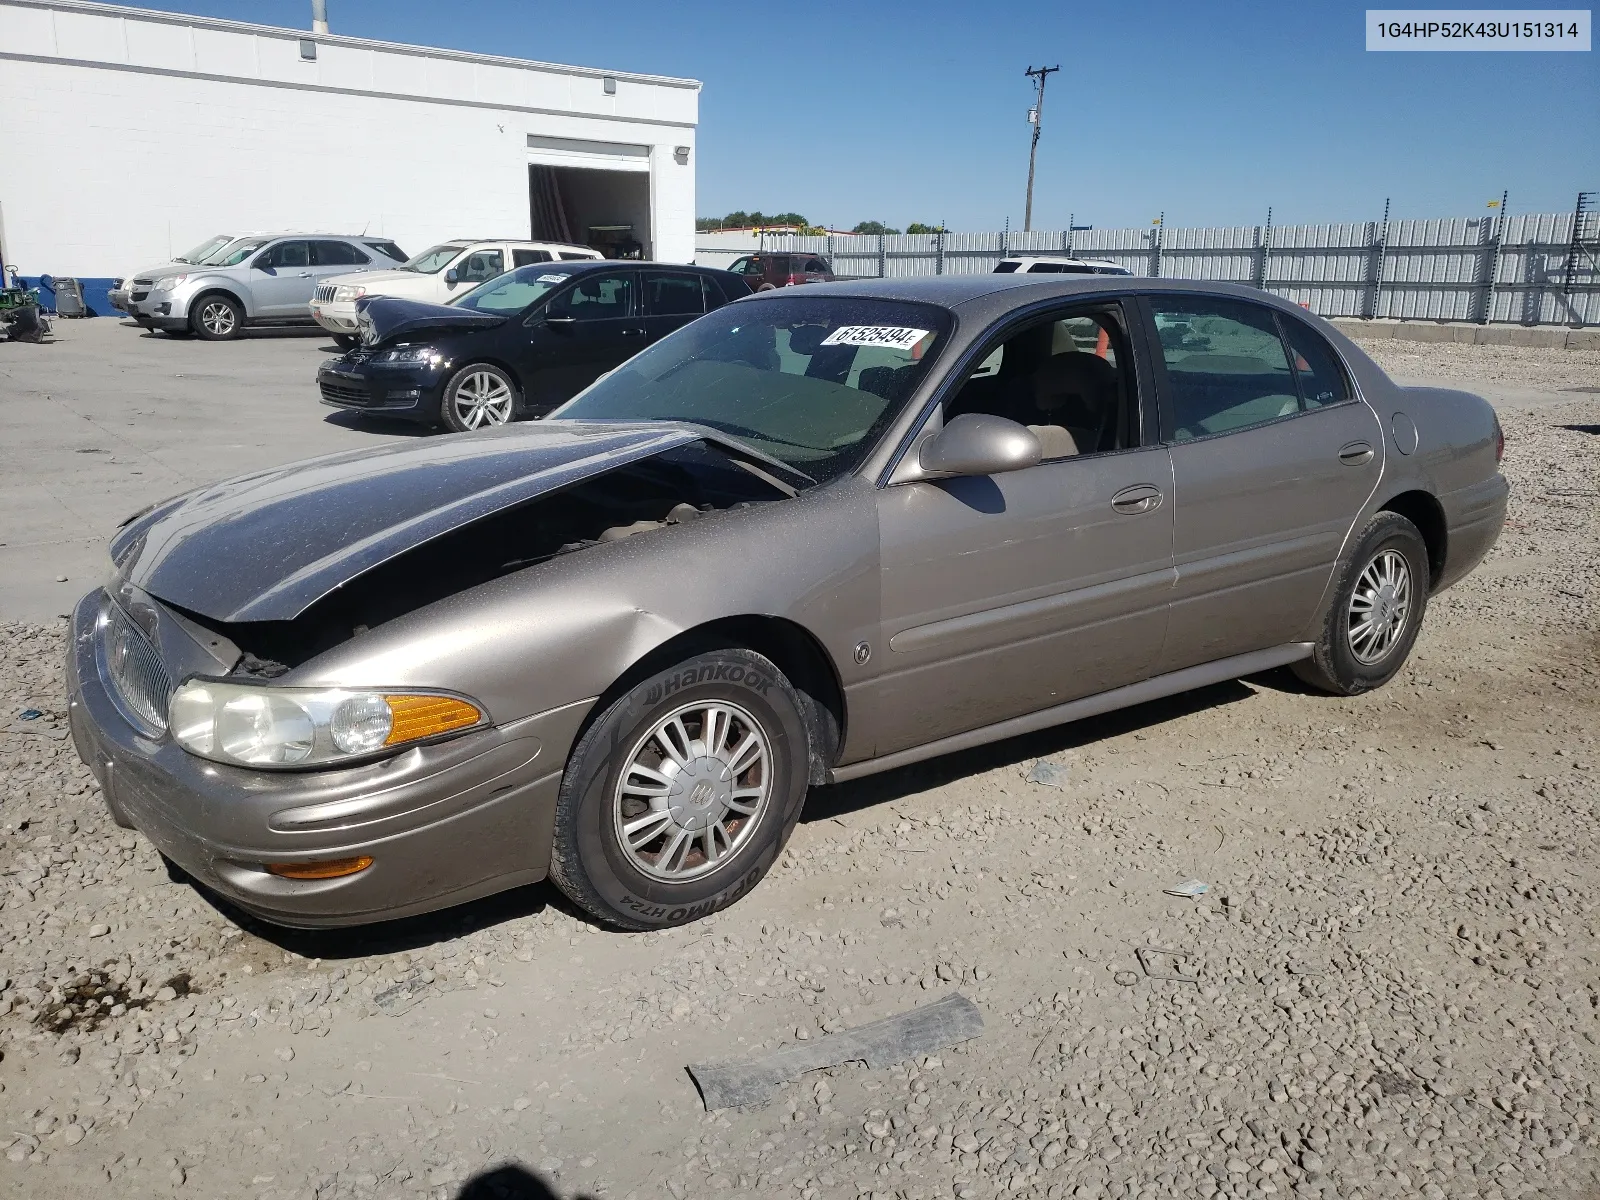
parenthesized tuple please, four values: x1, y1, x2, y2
(787, 273, 807, 286)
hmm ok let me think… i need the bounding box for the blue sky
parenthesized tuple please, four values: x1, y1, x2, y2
(132, 1, 1598, 230)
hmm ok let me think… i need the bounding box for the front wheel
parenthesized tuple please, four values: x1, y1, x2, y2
(191, 294, 243, 340)
(548, 648, 811, 930)
(1294, 511, 1430, 695)
(441, 363, 518, 432)
(332, 333, 358, 351)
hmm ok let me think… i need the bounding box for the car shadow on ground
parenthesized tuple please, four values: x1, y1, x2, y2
(455, 1164, 589, 1200)
(183, 870, 554, 961)
(802, 677, 1260, 824)
(322, 408, 438, 437)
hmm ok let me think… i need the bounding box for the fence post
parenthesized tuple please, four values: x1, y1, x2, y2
(1369, 197, 1391, 319)
(1479, 190, 1508, 325)
(878, 233, 886, 278)
(1254, 207, 1272, 291)
(1002, 218, 1010, 261)
(1066, 213, 1074, 257)
(1150, 212, 1163, 278)
(936, 226, 946, 275)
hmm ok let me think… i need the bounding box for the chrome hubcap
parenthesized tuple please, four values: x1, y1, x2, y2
(452, 371, 513, 429)
(1348, 548, 1412, 664)
(201, 302, 235, 335)
(613, 700, 772, 883)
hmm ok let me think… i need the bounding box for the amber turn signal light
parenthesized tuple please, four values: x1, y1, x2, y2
(383, 694, 482, 745)
(266, 855, 374, 881)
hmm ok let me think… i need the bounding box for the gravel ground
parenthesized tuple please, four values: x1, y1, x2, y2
(1354, 337, 1600, 393)
(1, 368, 1597, 1200)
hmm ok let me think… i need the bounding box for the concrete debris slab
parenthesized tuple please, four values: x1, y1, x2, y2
(1163, 878, 1210, 898)
(1136, 946, 1199, 984)
(1026, 759, 1072, 788)
(687, 993, 984, 1111)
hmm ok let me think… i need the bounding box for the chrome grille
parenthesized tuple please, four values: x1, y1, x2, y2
(98, 603, 173, 735)
(132, 277, 154, 286)
(315, 284, 338, 303)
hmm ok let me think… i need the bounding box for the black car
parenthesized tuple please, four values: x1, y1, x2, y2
(317, 262, 750, 432)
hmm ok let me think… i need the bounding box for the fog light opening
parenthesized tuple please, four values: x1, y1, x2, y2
(265, 855, 374, 880)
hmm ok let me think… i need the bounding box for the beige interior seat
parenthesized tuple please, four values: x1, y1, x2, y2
(1026, 423, 1080, 460)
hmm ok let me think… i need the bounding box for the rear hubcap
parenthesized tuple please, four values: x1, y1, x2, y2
(1347, 548, 1412, 664)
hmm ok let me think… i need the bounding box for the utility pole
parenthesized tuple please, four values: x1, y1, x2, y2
(1022, 64, 1058, 232)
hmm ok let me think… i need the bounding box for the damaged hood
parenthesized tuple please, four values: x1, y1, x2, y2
(355, 296, 506, 346)
(111, 422, 715, 623)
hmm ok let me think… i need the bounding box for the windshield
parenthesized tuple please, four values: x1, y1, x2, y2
(402, 243, 469, 274)
(209, 238, 270, 267)
(452, 265, 580, 313)
(552, 296, 953, 484)
(179, 234, 235, 264)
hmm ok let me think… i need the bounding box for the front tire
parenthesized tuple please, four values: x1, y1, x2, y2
(441, 363, 518, 432)
(332, 333, 358, 351)
(1294, 511, 1430, 695)
(190, 293, 243, 341)
(548, 648, 810, 930)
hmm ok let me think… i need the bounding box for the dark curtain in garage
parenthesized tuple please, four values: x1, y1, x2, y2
(529, 165, 575, 243)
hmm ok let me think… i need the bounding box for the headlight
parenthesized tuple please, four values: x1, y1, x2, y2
(153, 274, 188, 291)
(376, 345, 444, 366)
(168, 681, 484, 768)
(334, 285, 366, 302)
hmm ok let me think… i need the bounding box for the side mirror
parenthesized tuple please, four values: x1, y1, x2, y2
(918, 413, 1042, 478)
(444, 268, 459, 286)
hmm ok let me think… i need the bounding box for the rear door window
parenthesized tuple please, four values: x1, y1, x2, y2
(513, 249, 553, 267)
(1149, 296, 1300, 441)
(643, 271, 706, 316)
(313, 240, 368, 266)
(1279, 317, 1352, 410)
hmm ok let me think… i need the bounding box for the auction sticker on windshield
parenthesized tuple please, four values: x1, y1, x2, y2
(820, 326, 931, 351)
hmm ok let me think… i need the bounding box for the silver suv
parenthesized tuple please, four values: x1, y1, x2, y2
(125, 234, 407, 340)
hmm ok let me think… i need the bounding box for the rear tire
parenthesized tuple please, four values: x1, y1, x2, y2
(1293, 511, 1430, 696)
(190, 293, 243, 341)
(548, 648, 810, 930)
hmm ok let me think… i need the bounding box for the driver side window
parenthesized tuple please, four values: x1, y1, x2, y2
(547, 273, 635, 321)
(945, 306, 1139, 461)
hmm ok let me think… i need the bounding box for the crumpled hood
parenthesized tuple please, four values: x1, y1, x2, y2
(110, 422, 711, 623)
(356, 295, 505, 347)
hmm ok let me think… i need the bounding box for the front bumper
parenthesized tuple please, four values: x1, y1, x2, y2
(126, 290, 190, 330)
(317, 358, 443, 421)
(310, 301, 360, 334)
(66, 588, 587, 928)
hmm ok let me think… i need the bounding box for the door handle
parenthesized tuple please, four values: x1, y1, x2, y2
(1339, 441, 1374, 466)
(1111, 484, 1163, 515)
(296, 272, 312, 278)
(621, 326, 646, 337)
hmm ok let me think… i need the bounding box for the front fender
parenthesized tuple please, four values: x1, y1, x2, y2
(284, 477, 882, 735)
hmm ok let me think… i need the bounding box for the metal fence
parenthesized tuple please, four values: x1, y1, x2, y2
(696, 209, 1599, 326)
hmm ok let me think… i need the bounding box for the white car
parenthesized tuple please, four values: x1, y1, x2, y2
(311, 239, 603, 343)
(994, 256, 1133, 276)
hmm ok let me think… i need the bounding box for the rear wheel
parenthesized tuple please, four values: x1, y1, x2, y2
(1294, 511, 1430, 695)
(548, 648, 810, 930)
(441, 364, 518, 432)
(191, 293, 243, 341)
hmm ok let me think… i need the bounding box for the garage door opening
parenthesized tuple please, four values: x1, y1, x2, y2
(529, 165, 651, 260)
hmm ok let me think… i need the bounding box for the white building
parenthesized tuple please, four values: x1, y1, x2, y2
(0, 0, 699, 310)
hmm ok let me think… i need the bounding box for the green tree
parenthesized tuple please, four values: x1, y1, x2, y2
(852, 220, 902, 235)
(906, 222, 946, 234)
